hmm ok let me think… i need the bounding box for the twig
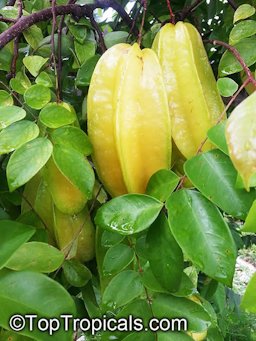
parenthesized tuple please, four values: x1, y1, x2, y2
(0, 1, 137, 49)
(180, 0, 205, 20)
(8, 0, 23, 79)
(137, 0, 147, 46)
(57, 0, 76, 101)
(50, 0, 61, 102)
(0, 81, 37, 119)
(206, 39, 256, 87)
(166, 0, 175, 24)
(88, 9, 107, 53)
(196, 79, 250, 154)
(0, 16, 16, 23)
(227, 0, 238, 10)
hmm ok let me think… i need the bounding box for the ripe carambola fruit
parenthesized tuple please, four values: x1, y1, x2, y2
(44, 157, 87, 215)
(54, 206, 95, 262)
(153, 22, 225, 159)
(87, 43, 171, 197)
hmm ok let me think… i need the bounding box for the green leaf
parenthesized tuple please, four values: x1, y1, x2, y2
(234, 4, 256, 23)
(51, 126, 92, 156)
(141, 263, 167, 293)
(146, 169, 180, 202)
(62, 259, 92, 287)
(218, 37, 256, 76)
(0, 120, 39, 155)
(146, 214, 183, 292)
(101, 230, 125, 247)
(207, 121, 229, 155)
(230, 20, 256, 45)
(241, 200, 256, 232)
(76, 55, 100, 87)
(0, 106, 26, 130)
(217, 78, 238, 97)
(104, 31, 129, 49)
(0, 270, 76, 341)
(158, 332, 193, 341)
(184, 150, 256, 220)
(53, 144, 95, 199)
(240, 273, 256, 313)
(0, 44, 12, 72)
(152, 294, 211, 332)
(103, 243, 134, 275)
(10, 70, 31, 95)
(0, 90, 13, 106)
(226, 92, 256, 189)
(102, 270, 144, 309)
(95, 194, 163, 235)
(0, 220, 35, 269)
(7, 137, 53, 191)
(167, 190, 237, 286)
(39, 102, 76, 128)
(23, 55, 48, 77)
(68, 22, 87, 43)
(36, 71, 53, 88)
(6, 242, 64, 273)
(23, 25, 43, 49)
(24, 84, 51, 110)
(74, 40, 96, 65)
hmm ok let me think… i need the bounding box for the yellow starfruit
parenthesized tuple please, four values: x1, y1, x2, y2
(153, 22, 225, 159)
(87, 43, 171, 197)
(54, 206, 95, 263)
(44, 157, 87, 215)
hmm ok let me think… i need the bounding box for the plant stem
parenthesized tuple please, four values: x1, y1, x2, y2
(181, 0, 205, 20)
(0, 1, 137, 49)
(137, 0, 147, 46)
(166, 0, 175, 24)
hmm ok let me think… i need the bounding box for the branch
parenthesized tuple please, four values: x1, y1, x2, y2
(206, 39, 256, 87)
(88, 9, 107, 53)
(180, 0, 205, 20)
(227, 0, 238, 10)
(0, 0, 137, 49)
(138, 0, 147, 45)
(166, 0, 175, 24)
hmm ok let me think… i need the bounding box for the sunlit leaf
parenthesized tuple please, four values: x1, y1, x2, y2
(0, 120, 39, 155)
(24, 84, 51, 110)
(234, 4, 255, 23)
(7, 138, 53, 191)
(0, 106, 26, 130)
(217, 78, 238, 97)
(95, 194, 163, 235)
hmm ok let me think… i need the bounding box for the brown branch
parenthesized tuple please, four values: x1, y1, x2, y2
(137, 0, 147, 46)
(206, 39, 256, 87)
(181, 0, 205, 20)
(166, 0, 175, 24)
(0, 16, 16, 23)
(7, 0, 16, 5)
(88, 9, 107, 53)
(227, 0, 238, 10)
(196, 79, 249, 154)
(8, 0, 23, 79)
(0, 1, 137, 49)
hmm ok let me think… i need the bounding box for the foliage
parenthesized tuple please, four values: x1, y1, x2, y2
(0, 0, 255, 341)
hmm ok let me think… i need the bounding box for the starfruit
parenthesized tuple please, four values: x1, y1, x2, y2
(153, 22, 225, 159)
(44, 157, 87, 215)
(87, 43, 171, 197)
(226, 91, 256, 190)
(54, 206, 95, 262)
